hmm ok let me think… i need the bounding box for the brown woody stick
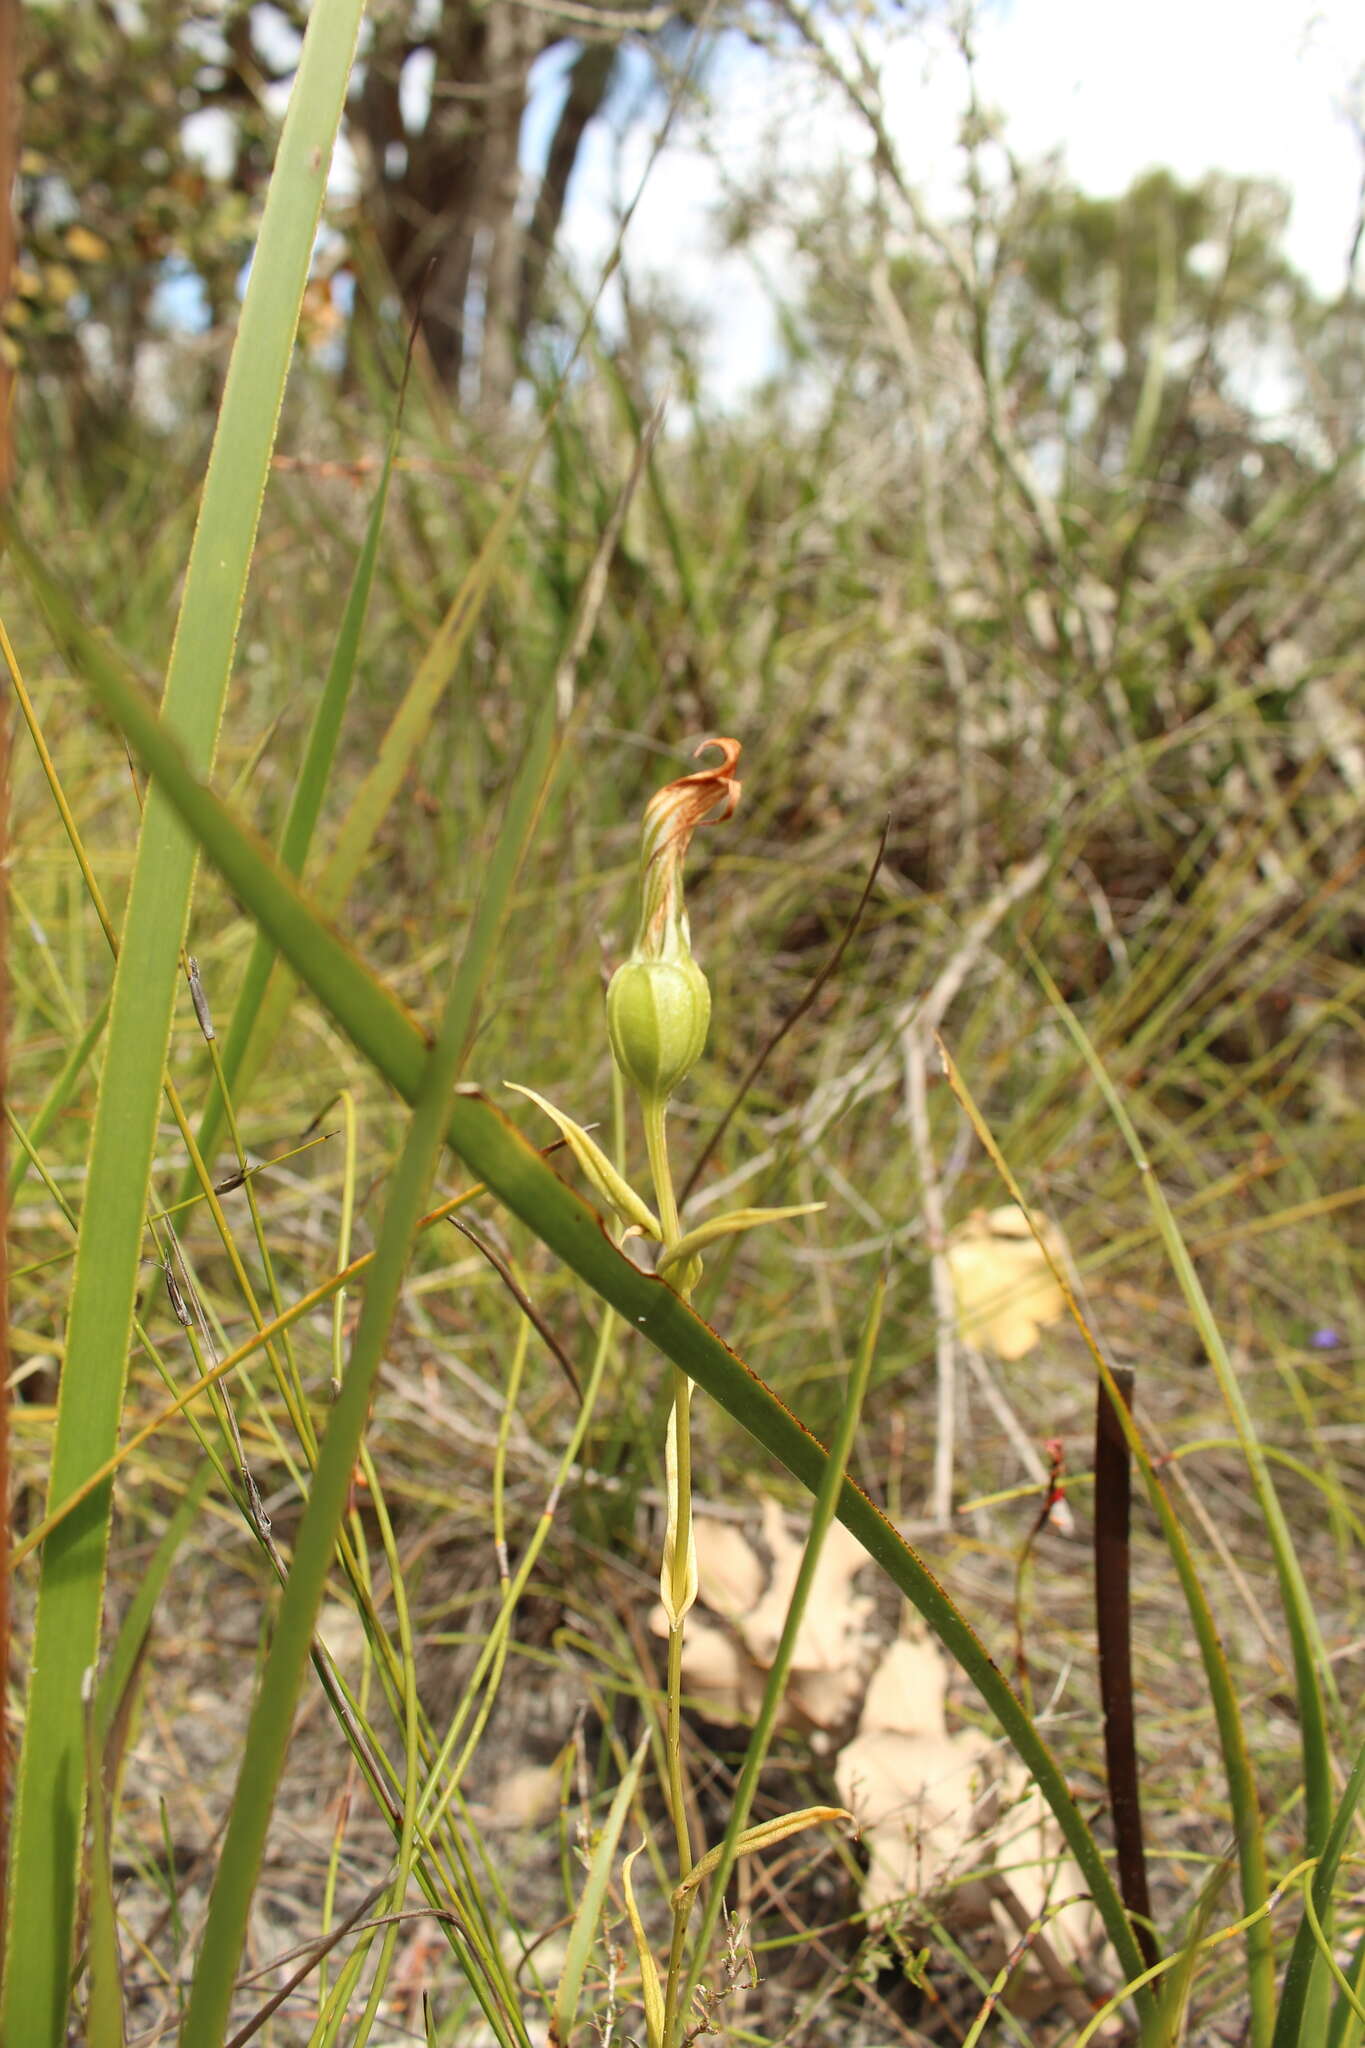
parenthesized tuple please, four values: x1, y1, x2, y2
(1094, 1364, 1158, 1969)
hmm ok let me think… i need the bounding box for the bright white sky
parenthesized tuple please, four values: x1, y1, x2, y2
(549, 0, 1363, 403)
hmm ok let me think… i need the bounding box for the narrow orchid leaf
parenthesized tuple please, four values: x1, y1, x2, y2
(658, 1203, 824, 1281)
(506, 1082, 660, 1238)
(622, 1844, 666, 2048)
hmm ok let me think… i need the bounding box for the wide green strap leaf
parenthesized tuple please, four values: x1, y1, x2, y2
(0, 6, 364, 2040)
(20, 542, 1154, 2009)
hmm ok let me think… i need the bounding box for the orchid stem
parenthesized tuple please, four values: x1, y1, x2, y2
(644, 1097, 681, 1246)
(643, 1093, 701, 2034)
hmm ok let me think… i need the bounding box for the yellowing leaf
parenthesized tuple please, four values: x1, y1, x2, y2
(659, 1400, 698, 1628)
(622, 1845, 665, 2048)
(672, 1807, 851, 1906)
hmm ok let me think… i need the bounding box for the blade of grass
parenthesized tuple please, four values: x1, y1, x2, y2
(181, 1019, 503, 2043)
(1271, 1732, 1365, 2048)
(0, 9, 363, 2037)
(8, 1179, 505, 1569)
(84, 1684, 127, 2048)
(32, 543, 1157, 2015)
(93, 1463, 215, 1750)
(6, 990, 110, 1202)
(1151, 1859, 1235, 2047)
(1326, 1928, 1365, 2048)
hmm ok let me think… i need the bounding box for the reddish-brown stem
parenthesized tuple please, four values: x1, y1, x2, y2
(1095, 1365, 1159, 1970)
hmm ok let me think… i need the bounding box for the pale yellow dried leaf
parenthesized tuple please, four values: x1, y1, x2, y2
(945, 1205, 1070, 1359)
(693, 1518, 766, 1621)
(481, 1762, 563, 1829)
(622, 1844, 665, 2047)
(673, 1807, 852, 1906)
(834, 1724, 993, 1907)
(740, 1496, 875, 1683)
(859, 1637, 950, 1741)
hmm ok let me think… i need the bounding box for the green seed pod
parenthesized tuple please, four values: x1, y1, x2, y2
(606, 953, 711, 1104)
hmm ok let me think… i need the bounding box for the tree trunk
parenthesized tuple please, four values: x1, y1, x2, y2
(518, 39, 618, 347)
(350, 1, 628, 403)
(474, 0, 541, 412)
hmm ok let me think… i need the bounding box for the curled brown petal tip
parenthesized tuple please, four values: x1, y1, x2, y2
(644, 736, 742, 849)
(636, 737, 743, 954)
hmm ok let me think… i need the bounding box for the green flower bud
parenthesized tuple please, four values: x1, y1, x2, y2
(606, 737, 741, 1108)
(607, 953, 711, 1103)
